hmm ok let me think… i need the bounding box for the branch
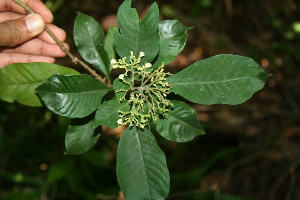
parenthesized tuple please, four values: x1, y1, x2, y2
(13, 0, 107, 84)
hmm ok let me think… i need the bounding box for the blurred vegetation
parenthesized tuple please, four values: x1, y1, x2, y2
(1, 0, 300, 199)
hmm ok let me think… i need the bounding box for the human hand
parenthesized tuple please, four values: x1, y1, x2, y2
(0, 0, 68, 68)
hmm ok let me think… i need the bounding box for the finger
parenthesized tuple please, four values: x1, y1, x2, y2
(0, 12, 67, 45)
(38, 24, 67, 44)
(26, 0, 54, 23)
(0, 53, 55, 68)
(1, 0, 53, 23)
(0, 13, 45, 47)
(0, 12, 23, 23)
(0, 38, 69, 57)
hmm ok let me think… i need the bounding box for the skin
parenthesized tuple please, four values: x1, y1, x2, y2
(0, 0, 68, 68)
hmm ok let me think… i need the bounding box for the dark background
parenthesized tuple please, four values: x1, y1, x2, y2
(1, 0, 300, 199)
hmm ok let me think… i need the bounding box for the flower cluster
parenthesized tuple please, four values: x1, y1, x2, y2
(112, 51, 173, 128)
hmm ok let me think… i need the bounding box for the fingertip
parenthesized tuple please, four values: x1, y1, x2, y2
(43, 9, 54, 24)
(56, 43, 69, 57)
(0, 14, 46, 47)
(28, 1, 54, 23)
(25, 14, 45, 35)
(63, 43, 70, 51)
(39, 24, 67, 44)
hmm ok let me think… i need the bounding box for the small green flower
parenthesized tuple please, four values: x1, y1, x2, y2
(119, 74, 125, 80)
(112, 52, 173, 128)
(110, 59, 117, 64)
(117, 119, 123, 126)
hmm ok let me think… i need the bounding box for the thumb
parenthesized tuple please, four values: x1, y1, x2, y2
(0, 14, 45, 47)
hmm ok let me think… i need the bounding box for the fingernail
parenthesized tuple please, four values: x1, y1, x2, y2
(25, 14, 45, 34)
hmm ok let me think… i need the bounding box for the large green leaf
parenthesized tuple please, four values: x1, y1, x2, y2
(0, 63, 79, 106)
(36, 74, 111, 118)
(94, 100, 130, 129)
(104, 26, 117, 69)
(65, 115, 100, 155)
(152, 20, 191, 69)
(74, 12, 111, 80)
(117, 126, 170, 200)
(156, 100, 205, 142)
(167, 54, 270, 105)
(114, 0, 160, 63)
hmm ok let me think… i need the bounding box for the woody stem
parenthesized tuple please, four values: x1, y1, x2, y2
(13, 0, 107, 84)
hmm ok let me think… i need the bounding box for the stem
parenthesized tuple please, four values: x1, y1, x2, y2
(142, 69, 158, 86)
(13, 0, 107, 84)
(130, 68, 135, 90)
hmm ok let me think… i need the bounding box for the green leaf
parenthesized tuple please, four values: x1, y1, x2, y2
(152, 20, 191, 69)
(104, 26, 117, 69)
(94, 100, 130, 129)
(113, 78, 130, 102)
(74, 12, 111, 80)
(65, 115, 100, 154)
(36, 74, 111, 118)
(117, 126, 170, 200)
(156, 100, 205, 142)
(0, 63, 79, 106)
(114, 0, 160, 63)
(167, 54, 270, 105)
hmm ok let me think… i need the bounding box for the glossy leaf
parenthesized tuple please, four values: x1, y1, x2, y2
(104, 26, 117, 70)
(65, 115, 100, 154)
(114, 0, 160, 63)
(156, 100, 205, 142)
(0, 63, 79, 106)
(167, 54, 270, 105)
(113, 77, 130, 102)
(36, 74, 111, 118)
(74, 12, 111, 80)
(117, 126, 170, 200)
(153, 20, 191, 69)
(94, 100, 130, 129)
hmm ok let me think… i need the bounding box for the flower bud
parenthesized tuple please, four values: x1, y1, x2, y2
(110, 59, 117, 64)
(139, 52, 145, 57)
(119, 74, 125, 80)
(145, 63, 152, 68)
(117, 119, 123, 125)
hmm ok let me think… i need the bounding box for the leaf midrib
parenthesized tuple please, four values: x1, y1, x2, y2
(84, 21, 107, 68)
(171, 76, 261, 85)
(168, 113, 200, 131)
(37, 88, 111, 95)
